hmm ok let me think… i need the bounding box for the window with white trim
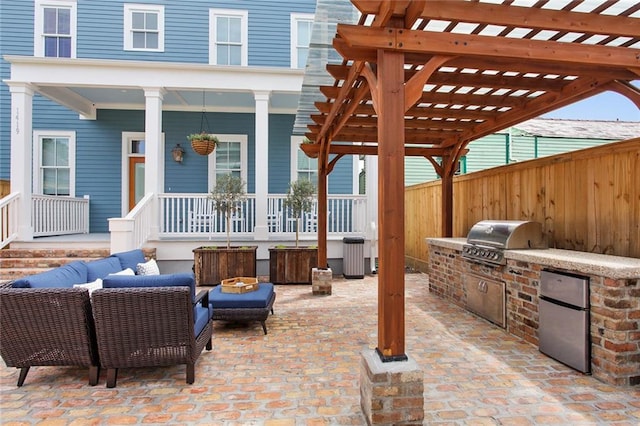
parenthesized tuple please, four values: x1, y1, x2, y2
(291, 137, 317, 183)
(209, 9, 248, 66)
(34, 131, 76, 196)
(34, 0, 77, 58)
(124, 4, 164, 51)
(208, 135, 248, 189)
(291, 13, 314, 69)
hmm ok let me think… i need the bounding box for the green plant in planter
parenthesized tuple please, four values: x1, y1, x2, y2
(188, 133, 219, 156)
(283, 179, 316, 247)
(208, 173, 246, 249)
(187, 132, 219, 143)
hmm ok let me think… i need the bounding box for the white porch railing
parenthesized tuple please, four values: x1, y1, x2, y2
(158, 194, 256, 237)
(32, 194, 90, 237)
(157, 193, 367, 237)
(109, 193, 154, 253)
(0, 192, 20, 249)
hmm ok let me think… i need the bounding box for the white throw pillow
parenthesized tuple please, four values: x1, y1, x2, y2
(74, 278, 103, 296)
(136, 259, 160, 276)
(109, 268, 135, 276)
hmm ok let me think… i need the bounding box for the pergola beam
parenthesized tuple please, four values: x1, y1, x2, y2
(416, 1, 640, 39)
(336, 25, 640, 70)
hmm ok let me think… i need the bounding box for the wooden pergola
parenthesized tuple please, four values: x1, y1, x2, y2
(301, 0, 640, 361)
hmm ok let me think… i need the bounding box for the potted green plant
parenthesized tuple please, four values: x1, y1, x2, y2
(269, 179, 318, 284)
(192, 174, 257, 286)
(188, 132, 219, 156)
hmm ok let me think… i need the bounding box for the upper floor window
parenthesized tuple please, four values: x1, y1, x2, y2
(124, 4, 164, 51)
(291, 13, 314, 69)
(33, 131, 76, 196)
(34, 0, 77, 58)
(291, 137, 317, 183)
(209, 9, 248, 66)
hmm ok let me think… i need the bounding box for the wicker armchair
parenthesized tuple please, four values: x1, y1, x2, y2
(91, 286, 212, 388)
(0, 287, 100, 386)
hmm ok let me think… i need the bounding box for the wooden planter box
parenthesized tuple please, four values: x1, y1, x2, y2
(193, 246, 257, 286)
(269, 247, 318, 284)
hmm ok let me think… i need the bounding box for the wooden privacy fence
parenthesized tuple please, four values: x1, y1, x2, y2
(405, 138, 640, 271)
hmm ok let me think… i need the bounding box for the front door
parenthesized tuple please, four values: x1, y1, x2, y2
(128, 157, 145, 211)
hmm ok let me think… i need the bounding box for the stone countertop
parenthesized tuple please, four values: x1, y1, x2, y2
(426, 238, 640, 279)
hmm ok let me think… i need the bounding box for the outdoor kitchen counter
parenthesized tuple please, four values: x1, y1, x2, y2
(427, 238, 640, 279)
(426, 237, 640, 387)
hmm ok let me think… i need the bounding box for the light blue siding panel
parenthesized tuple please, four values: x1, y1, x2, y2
(536, 137, 615, 158)
(405, 157, 439, 186)
(466, 134, 508, 172)
(511, 135, 536, 162)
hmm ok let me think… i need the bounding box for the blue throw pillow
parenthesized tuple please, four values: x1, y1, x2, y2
(103, 273, 196, 301)
(110, 249, 146, 272)
(12, 261, 89, 288)
(86, 257, 123, 281)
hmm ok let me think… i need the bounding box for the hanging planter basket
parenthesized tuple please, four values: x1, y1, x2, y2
(188, 133, 219, 156)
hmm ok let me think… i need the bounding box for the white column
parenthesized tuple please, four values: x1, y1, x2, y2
(253, 91, 270, 240)
(143, 87, 165, 239)
(9, 83, 34, 241)
(365, 155, 379, 271)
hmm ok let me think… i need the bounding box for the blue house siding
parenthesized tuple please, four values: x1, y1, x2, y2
(0, 1, 34, 179)
(268, 114, 295, 194)
(327, 156, 352, 194)
(75, 0, 316, 65)
(1, 0, 317, 181)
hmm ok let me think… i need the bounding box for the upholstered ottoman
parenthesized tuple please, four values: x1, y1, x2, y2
(209, 283, 276, 334)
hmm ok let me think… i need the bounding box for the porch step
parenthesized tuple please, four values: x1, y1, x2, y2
(0, 248, 111, 281)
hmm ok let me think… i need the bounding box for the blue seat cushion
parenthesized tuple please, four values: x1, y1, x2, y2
(110, 249, 146, 272)
(12, 261, 88, 288)
(86, 256, 123, 281)
(209, 283, 274, 309)
(102, 273, 196, 301)
(194, 305, 212, 336)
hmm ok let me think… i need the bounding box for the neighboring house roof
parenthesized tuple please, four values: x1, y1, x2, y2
(511, 118, 640, 140)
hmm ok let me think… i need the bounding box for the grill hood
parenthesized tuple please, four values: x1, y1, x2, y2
(466, 220, 547, 250)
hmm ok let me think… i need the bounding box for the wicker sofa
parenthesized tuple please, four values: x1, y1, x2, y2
(92, 274, 212, 388)
(0, 286, 100, 386)
(0, 250, 212, 387)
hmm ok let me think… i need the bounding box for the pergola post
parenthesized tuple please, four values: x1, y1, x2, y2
(441, 152, 455, 237)
(317, 154, 328, 269)
(376, 48, 406, 361)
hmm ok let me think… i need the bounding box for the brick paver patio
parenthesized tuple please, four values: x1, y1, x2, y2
(1, 273, 639, 425)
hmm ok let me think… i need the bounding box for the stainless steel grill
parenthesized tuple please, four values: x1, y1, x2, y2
(462, 220, 547, 266)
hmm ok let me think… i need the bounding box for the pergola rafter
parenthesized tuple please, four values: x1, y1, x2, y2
(301, 0, 640, 361)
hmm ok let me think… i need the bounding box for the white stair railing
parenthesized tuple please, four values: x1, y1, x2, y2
(109, 193, 154, 253)
(0, 192, 20, 249)
(32, 194, 90, 237)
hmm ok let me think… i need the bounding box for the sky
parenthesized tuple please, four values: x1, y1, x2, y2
(542, 89, 640, 122)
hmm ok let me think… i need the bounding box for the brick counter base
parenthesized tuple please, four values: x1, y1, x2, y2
(428, 243, 640, 387)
